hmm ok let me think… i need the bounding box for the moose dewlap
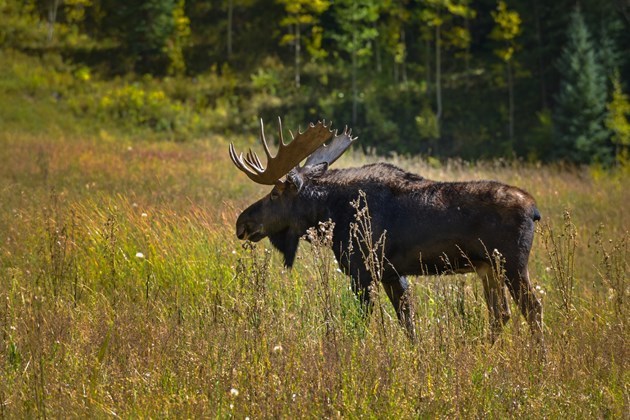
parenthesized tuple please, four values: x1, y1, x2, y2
(230, 118, 543, 344)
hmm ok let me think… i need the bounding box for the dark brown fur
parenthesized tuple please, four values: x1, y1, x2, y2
(236, 162, 543, 343)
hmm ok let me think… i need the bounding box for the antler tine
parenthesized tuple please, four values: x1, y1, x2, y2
(259, 118, 273, 161)
(229, 117, 336, 185)
(304, 123, 357, 168)
(277, 116, 286, 147)
(244, 149, 263, 173)
(251, 151, 262, 170)
(229, 143, 258, 179)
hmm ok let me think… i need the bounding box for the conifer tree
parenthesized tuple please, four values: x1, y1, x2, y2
(108, 0, 182, 74)
(553, 7, 611, 164)
(331, 0, 379, 126)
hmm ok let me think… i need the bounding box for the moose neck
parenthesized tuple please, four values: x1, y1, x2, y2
(268, 185, 329, 268)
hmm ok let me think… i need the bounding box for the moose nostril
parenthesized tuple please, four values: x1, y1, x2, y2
(236, 224, 246, 239)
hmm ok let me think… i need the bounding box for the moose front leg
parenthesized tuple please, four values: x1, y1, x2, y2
(383, 275, 416, 341)
(350, 274, 372, 317)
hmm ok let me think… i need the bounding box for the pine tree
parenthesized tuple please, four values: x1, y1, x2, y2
(107, 0, 182, 74)
(330, 0, 379, 126)
(553, 7, 611, 164)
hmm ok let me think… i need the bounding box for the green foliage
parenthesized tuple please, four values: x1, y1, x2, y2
(605, 72, 630, 166)
(1, 0, 629, 163)
(165, 0, 191, 75)
(553, 7, 612, 165)
(331, 0, 379, 62)
(526, 108, 554, 161)
(0, 0, 47, 47)
(415, 104, 439, 141)
(277, 0, 329, 52)
(418, 0, 475, 52)
(489, 1, 521, 63)
(94, 84, 191, 132)
(107, 0, 185, 74)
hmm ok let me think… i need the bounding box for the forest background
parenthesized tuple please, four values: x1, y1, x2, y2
(1, 1, 629, 417)
(1, 0, 629, 164)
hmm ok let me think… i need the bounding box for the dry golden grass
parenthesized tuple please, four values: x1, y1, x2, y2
(0, 130, 627, 417)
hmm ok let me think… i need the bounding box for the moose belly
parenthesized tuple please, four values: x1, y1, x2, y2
(382, 214, 504, 276)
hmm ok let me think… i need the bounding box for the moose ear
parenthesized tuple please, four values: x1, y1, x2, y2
(286, 169, 304, 191)
(303, 162, 329, 179)
(287, 162, 328, 191)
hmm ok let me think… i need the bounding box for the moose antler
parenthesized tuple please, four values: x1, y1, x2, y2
(229, 117, 355, 184)
(304, 126, 356, 168)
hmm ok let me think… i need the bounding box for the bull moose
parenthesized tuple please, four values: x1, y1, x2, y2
(230, 118, 543, 343)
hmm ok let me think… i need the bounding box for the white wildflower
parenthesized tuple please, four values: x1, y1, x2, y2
(135, 252, 145, 259)
(230, 388, 239, 397)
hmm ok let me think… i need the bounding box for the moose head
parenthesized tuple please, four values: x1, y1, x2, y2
(229, 118, 356, 267)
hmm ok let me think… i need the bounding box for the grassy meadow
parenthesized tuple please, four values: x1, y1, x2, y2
(0, 82, 628, 416)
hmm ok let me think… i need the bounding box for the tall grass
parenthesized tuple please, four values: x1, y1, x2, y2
(0, 130, 627, 417)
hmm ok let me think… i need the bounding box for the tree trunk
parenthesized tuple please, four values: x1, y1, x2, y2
(375, 22, 382, 74)
(227, 0, 233, 59)
(425, 37, 431, 98)
(507, 60, 515, 145)
(401, 28, 408, 83)
(464, 14, 471, 90)
(533, 0, 547, 108)
(435, 23, 442, 135)
(352, 32, 358, 126)
(295, 22, 301, 88)
(47, 0, 61, 43)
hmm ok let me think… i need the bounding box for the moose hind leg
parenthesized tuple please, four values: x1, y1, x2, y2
(383, 276, 416, 341)
(504, 264, 544, 344)
(475, 261, 511, 343)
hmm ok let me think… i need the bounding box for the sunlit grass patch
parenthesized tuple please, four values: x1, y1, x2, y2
(0, 128, 627, 417)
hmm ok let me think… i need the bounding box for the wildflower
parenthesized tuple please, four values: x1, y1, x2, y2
(273, 344, 283, 354)
(230, 388, 239, 397)
(141, 212, 148, 218)
(136, 252, 145, 259)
